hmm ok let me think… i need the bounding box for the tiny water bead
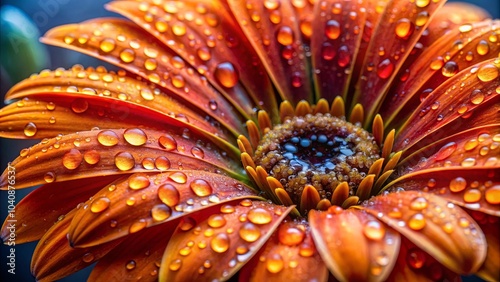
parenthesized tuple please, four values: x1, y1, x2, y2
(253, 114, 380, 207)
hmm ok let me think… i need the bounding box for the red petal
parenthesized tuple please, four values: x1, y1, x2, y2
(0, 128, 242, 189)
(395, 58, 500, 152)
(40, 18, 250, 128)
(386, 237, 460, 281)
(240, 220, 328, 282)
(158, 200, 293, 281)
(364, 191, 487, 274)
(383, 20, 500, 127)
(3, 66, 237, 140)
(227, 0, 313, 104)
(69, 171, 259, 247)
(31, 210, 123, 282)
(353, 0, 445, 124)
(309, 208, 400, 282)
(310, 0, 366, 102)
(106, 0, 279, 122)
(0, 176, 117, 244)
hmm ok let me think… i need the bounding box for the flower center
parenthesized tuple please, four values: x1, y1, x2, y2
(253, 114, 380, 210)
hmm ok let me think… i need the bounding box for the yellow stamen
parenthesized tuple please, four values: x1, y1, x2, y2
(330, 96, 345, 117)
(295, 100, 312, 116)
(382, 129, 395, 160)
(300, 185, 321, 214)
(257, 110, 272, 133)
(342, 196, 359, 209)
(246, 120, 261, 150)
(314, 98, 330, 114)
(356, 174, 375, 200)
(331, 182, 349, 206)
(279, 100, 295, 121)
(349, 103, 364, 125)
(372, 114, 384, 147)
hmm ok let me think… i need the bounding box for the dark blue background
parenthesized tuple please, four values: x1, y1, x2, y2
(0, 0, 498, 281)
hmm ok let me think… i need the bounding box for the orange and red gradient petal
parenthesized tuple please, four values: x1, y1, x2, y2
(3, 66, 237, 140)
(41, 18, 249, 130)
(468, 211, 500, 281)
(159, 200, 294, 281)
(353, 0, 445, 124)
(31, 210, 124, 282)
(240, 221, 328, 282)
(384, 167, 500, 216)
(0, 176, 117, 244)
(107, 0, 279, 121)
(310, 0, 366, 102)
(68, 171, 259, 247)
(395, 58, 500, 152)
(386, 237, 460, 281)
(383, 20, 499, 126)
(309, 207, 400, 282)
(227, 0, 313, 104)
(0, 129, 243, 190)
(363, 191, 486, 275)
(88, 218, 180, 282)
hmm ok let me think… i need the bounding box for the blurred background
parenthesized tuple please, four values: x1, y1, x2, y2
(0, 0, 498, 281)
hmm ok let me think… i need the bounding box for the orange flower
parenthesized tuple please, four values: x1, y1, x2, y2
(1, 1, 499, 281)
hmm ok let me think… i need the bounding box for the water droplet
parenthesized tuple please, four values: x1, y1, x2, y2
(430, 56, 444, 70)
(126, 260, 136, 270)
(325, 20, 341, 40)
(407, 248, 426, 269)
(415, 0, 430, 7)
(458, 24, 473, 33)
(90, 197, 111, 213)
(190, 179, 212, 196)
(247, 208, 272, 225)
(115, 152, 135, 171)
(169, 172, 187, 184)
(129, 219, 147, 233)
(208, 214, 227, 228)
(408, 213, 426, 230)
(120, 49, 135, 63)
(415, 11, 429, 27)
(210, 233, 230, 253)
(144, 58, 158, 71)
(410, 197, 428, 211)
(461, 157, 476, 167)
(434, 142, 456, 161)
(441, 61, 459, 77)
(463, 189, 481, 203)
(97, 130, 119, 146)
(337, 45, 350, 67)
(477, 63, 499, 82)
(158, 134, 177, 151)
(321, 42, 336, 60)
(169, 259, 182, 271)
(377, 58, 394, 79)
(485, 185, 500, 204)
(83, 150, 100, 165)
(220, 205, 235, 214)
(278, 224, 305, 246)
(394, 18, 414, 39)
(239, 222, 261, 242)
(44, 172, 56, 183)
(172, 22, 186, 36)
(240, 199, 253, 207)
(264, 0, 280, 9)
(123, 128, 147, 146)
(62, 148, 83, 170)
(155, 156, 171, 170)
(476, 39, 490, 55)
(128, 174, 150, 190)
(24, 122, 37, 137)
(191, 146, 205, 159)
(82, 253, 94, 263)
(151, 204, 172, 221)
(361, 219, 385, 240)
(158, 183, 180, 207)
(214, 62, 238, 88)
(266, 253, 284, 273)
(98, 38, 115, 53)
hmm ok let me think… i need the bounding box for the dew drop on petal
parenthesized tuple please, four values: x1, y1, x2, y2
(363, 220, 386, 240)
(190, 179, 212, 196)
(210, 233, 230, 253)
(377, 58, 394, 79)
(158, 134, 177, 151)
(208, 214, 227, 228)
(155, 156, 171, 170)
(463, 189, 481, 203)
(99, 38, 116, 53)
(410, 197, 428, 211)
(485, 185, 500, 204)
(278, 224, 305, 246)
(394, 18, 414, 39)
(114, 152, 135, 171)
(24, 122, 37, 137)
(434, 142, 456, 161)
(477, 63, 499, 82)
(83, 150, 100, 165)
(71, 98, 89, 113)
(441, 61, 459, 77)
(476, 39, 490, 56)
(44, 172, 56, 183)
(151, 204, 172, 221)
(124, 128, 147, 146)
(82, 252, 94, 263)
(220, 205, 235, 214)
(408, 213, 426, 230)
(461, 158, 476, 167)
(62, 148, 83, 170)
(214, 62, 238, 88)
(98, 130, 119, 146)
(169, 172, 187, 184)
(128, 174, 150, 190)
(266, 253, 284, 273)
(120, 49, 135, 63)
(158, 184, 180, 207)
(239, 222, 261, 242)
(129, 219, 147, 233)
(90, 197, 110, 213)
(247, 208, 272, 225)
(325, 20, 341, 40)
(407, 248, 426, 269)
(169, 259, 182, 271)
(191, 146, 204, 159)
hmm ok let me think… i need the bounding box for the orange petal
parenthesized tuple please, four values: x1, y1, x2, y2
(240, 220, 328, 282)
(310, 0, 367, 102)
(40, 18, 251, 127)
(383, 20, 500, 127)
(88, 218, 180, 281)
(68, 171, 259, 247)
(158, 200, 293, 281)
(0, 176, 117, 244)
(3, 66, 238, 140)
(227, 0, 313, 104)
(401, 124, 500, 168)
(309, 207, 400, 282)
(384, 167, 500, 216)
(353, 0, 445, 124)
(0, 128, 243, 189)
(31, 210, 123, 282)
(363, 191, 487, 274)
(106, 0, 279, 122)
(467, 211, 500, 281)
(395, 58, 500, 152)
(386, 237, 460, 281)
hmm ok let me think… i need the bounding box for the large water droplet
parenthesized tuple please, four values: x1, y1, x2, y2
(214, 62, 239, 88)
(210, 233, 230, 253)
(190, 179, 212, 196)
(158, 183, 180, 207)
(115, 152, 135, 171)
(90, 197, 111, 213)
(247, 208, 272, 224)
(239, 222, 261, 242)
(62, 148, 83, 170)
(98, 130, 119, 146)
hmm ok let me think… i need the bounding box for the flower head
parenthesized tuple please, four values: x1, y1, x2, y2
(1, 0, 499, 281)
